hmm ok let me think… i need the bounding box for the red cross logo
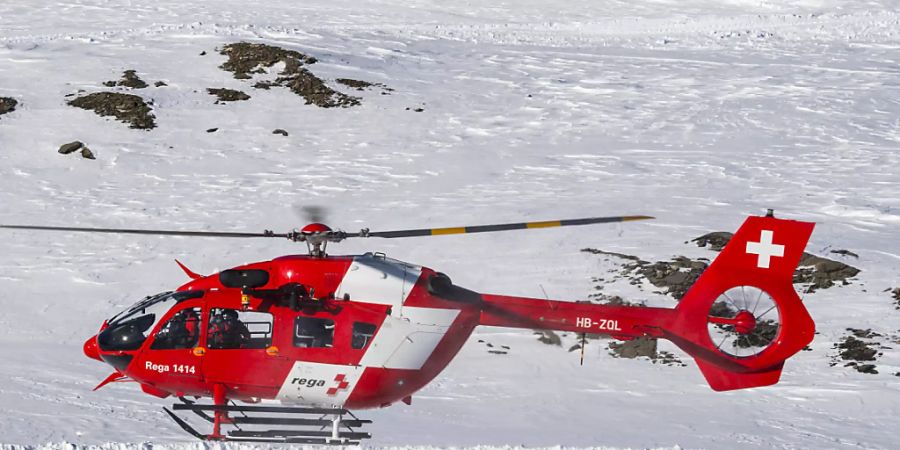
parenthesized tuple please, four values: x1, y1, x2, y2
(746, 229, 785, 269)
(326, 374, 350, 396)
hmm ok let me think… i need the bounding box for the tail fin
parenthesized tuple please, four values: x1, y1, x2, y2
(669, 214, 815, 391)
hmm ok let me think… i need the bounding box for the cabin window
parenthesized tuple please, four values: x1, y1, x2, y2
(151, 307, 201, 350)
(208, 308, 272, 350)
(352, 322, 378, 349)
(294, 317, 334, 348)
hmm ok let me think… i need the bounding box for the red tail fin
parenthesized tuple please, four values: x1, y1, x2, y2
(669, 214, 815, 391)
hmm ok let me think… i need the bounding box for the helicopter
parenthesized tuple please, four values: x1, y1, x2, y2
(0, 211, 815, 444)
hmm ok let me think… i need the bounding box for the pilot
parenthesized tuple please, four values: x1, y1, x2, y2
(176, 309, 200, 348)
(208, 309, 251, 349)
(155, 309, 199, 349)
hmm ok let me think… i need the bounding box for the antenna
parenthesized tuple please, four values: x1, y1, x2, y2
(579, 332, 587, 366)
(539, 284, 585, 365)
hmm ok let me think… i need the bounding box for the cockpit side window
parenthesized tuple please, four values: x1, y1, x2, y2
(151, 307, 202, 350)
(294, 317, 334, 348)
(207, 308, 272, 350)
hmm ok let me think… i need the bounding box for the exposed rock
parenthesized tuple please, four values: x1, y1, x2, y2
(609, 337, 657, 359)
(848, 328, 882, 340)
(121, 70, 148, 88)
(105, 70, 149, 89)
(275, 68, 360, 108)
(80, 147, 95, 160)
(252, 81, 279, 90)
(581, 248, 642, 262)
(200, 51, 207, 56)
(691, 232, 733, 252)
(634, 256, 708, 300)
(589, 293, 643, 307)
(0, 97, 18, 116)
(272, 129, 289, 136)
(219, 42, 317, 79)
(830, 249, 859, 258)
(58, 141, 84, 154)
(534, 330, 562, 346)
(607, 337, 685, 366)
(476, 339, 510, 355)
(837, 337, 877, 361)
(336, 78, 375, 90)
(154, 81, 168, 87)
(208, 88, 250, 102)
(832, 329, 885, 375)
(582, 248, 705, 300)
(68, 92, 156, 130)
(219, 42, 360, 108)
(655, 351, 686, 366)
(893, 288, 900, 309)
(206, 128, 218, 133)
(336, 78, 394, 94)
(794, 253, 860, 293)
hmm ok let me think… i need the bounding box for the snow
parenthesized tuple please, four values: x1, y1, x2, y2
(0, 0, 899, 448)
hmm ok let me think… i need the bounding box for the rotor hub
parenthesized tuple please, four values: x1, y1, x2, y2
(732, 310, 757, 335)
(300, 223, 333, 234)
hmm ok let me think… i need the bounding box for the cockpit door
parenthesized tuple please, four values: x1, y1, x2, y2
(132, 301, 205, 393)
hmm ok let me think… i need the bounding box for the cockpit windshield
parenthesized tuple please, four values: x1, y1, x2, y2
(99, 290, 204, 351)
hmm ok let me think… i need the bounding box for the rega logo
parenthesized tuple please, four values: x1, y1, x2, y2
(292, 378, 326, 388)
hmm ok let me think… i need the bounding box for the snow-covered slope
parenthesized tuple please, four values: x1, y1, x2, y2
(0, 0, 898, 448)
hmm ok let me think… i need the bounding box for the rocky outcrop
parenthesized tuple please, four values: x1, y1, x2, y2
(0, 97, 17, 117)
(831, 329, 887, 375)
(208, 88, 250, 102)
(218, 42, 360, 108)
(104, 70, 149, 89)
(68, 92, 156, 130)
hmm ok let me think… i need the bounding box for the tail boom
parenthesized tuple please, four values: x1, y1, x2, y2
(479, 294, 677, 339)
(477, 214, 816, 391)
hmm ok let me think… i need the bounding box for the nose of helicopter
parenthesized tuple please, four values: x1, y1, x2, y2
(83, 335, 101, 361)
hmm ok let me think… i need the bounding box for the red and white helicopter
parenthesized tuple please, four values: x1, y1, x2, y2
(1, 211, 815, 444)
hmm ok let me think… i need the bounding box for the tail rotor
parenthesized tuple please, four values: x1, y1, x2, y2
(707, 286, 781, 359)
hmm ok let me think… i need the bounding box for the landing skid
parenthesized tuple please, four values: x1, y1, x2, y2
(164, 398, 372, 444)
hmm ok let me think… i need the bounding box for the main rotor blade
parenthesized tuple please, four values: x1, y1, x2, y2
(0, 224, 281, 239)
(356, 215, 654, 239)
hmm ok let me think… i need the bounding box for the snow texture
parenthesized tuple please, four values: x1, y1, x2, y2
(0, 0, 898, 448)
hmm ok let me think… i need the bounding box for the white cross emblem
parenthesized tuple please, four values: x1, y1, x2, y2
(746, 229, 785, 269)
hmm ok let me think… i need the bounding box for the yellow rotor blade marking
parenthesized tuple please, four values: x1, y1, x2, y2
(431, 227, 467, 236)
(526, 220, 562, 229)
